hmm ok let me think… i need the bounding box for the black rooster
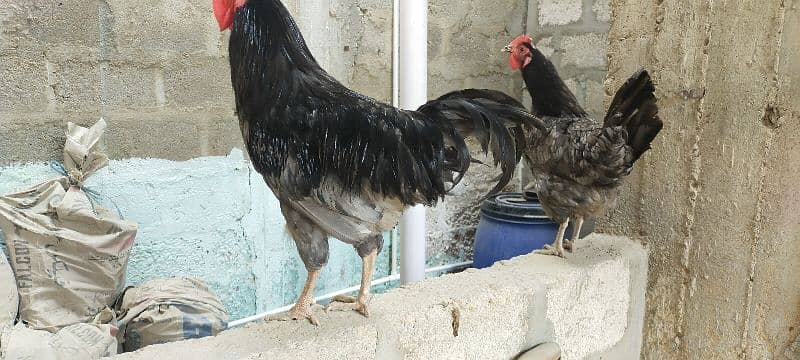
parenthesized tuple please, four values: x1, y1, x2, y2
(214, 0, 532, 324)
(504, 35, 663, 257)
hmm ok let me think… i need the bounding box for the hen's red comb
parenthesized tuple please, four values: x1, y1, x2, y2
(510, 34, 534, 47)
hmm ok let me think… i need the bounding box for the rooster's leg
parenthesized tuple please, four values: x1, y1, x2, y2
(535, 218, 569, 258)
(563, 216, 583, 253)
(267, 206, 329, 325)
(265, 270, 321, 325)
(327, 249, 377, 317)
(327, 236, 382, 317)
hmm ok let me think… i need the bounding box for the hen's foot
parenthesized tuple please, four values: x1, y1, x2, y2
(565, 217, 584, 254)
(563, 240, 574, 252)
(535, 244, 566, 258)
(326, 295, 370, 317)
(265, 304, 320, 326)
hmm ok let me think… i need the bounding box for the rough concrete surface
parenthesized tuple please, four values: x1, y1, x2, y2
(604, 0, 800, 358)
(592, 0, 610, 22)
(538, 0, 583, 26)
(111, 234, 647, 360)
(560, 33, 608, 68)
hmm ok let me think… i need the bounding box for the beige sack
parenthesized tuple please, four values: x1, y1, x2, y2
(0, 119, 138, 331)
(119, 277, 229, 351)
(0, 321, 117, 360)
(0, 249, 17, 327)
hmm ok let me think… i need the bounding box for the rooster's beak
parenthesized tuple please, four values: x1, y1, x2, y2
(502, 45, 512, 53)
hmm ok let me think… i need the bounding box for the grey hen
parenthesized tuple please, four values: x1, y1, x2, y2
(505, 35, 663, 257)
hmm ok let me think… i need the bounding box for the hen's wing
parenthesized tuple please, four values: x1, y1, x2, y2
(525, 117, 632, 188)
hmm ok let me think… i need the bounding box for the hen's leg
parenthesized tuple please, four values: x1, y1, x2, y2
(328, 235, 383, 317)
(535, 218, 569, 258)
(563, 216, 583, 253)
(267, 207, 330, 325)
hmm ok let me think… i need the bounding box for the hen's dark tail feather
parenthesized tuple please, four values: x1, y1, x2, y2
(604, 70, 663, 162)
(418, 89, 538, 197)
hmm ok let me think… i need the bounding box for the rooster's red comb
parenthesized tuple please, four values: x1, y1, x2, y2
(213, 0, 248, 31)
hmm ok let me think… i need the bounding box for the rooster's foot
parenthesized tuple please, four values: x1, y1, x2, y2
(265, 304, 321, 326)
(325, 295, 370, 317)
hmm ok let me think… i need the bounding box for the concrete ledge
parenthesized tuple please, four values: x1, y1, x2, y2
(111, 234, 647, 360)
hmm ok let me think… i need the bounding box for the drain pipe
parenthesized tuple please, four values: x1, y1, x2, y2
(397, 0, 428, 285)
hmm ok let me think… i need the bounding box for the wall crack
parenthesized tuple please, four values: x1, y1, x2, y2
(675, 0, 714, 355)
(740, 0, 788, 356)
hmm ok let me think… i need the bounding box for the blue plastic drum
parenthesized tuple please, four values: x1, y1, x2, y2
(473, 192, 594, 268)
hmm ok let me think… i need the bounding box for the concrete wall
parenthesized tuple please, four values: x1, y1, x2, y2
(112, 235, 649, 360)
(604, 0, 800, 358)
(0, 0, 242, 163)
(0, 1, 528, 320)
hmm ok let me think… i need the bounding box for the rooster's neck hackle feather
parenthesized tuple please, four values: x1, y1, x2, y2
(233, 0, 318, 70)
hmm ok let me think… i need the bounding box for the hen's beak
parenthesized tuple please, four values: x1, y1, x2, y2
(502, 45, 512, 53)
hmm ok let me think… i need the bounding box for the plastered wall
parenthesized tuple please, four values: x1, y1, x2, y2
(604, 0, 800, 358)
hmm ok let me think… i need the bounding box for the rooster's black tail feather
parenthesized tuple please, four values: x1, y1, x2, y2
(418, 89, 540, 197)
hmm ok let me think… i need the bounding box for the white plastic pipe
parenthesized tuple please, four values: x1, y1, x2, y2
(398, 0, 428, 285)
(392, 0, 400, 109)
(389, 0, 401, 276)
(226, 261, 472, 328)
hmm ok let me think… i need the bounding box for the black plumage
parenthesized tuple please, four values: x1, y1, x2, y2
(522, 46, 587, 119)
(224, 0, 531, 323)
(510, 39, 663, 257)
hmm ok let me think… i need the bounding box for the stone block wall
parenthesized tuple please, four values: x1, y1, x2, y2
(0, 0, 242, 163)
(112, 235, 649, 360)
(605, 0, 800, 358)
